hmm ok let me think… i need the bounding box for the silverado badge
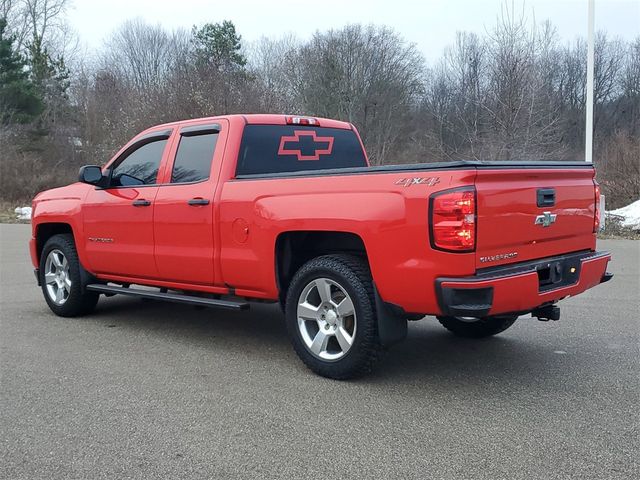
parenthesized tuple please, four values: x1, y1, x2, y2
(479, 252, 519, 263)
(88, 237, 114, 243)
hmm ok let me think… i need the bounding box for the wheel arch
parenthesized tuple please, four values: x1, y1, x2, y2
(277, 234, 408, 352)
(274, 230, 369, 305)
(35, 222, 74, 261)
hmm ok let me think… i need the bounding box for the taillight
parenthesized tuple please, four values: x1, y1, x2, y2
(286, 116, 319, 126)
(594, 182, 601, 232)
(429, 187, 476, 252)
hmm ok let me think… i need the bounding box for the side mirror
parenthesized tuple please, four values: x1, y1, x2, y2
(79, 165, 104, 186)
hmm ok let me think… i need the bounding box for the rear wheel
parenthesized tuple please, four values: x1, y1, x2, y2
(40, 234, 99, 317)
(437, 315, 518, 338)
(285, 255, 385, 379)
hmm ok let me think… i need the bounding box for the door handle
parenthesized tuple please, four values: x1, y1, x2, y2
(188, 198, 210, 206)
(132, 199, 151, 207)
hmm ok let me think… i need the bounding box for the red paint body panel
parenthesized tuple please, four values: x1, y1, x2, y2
(218, 169, 478, 312)
(30, 184, 89, 267)
(30, 114, 610, 318)
(243, 114, 352, 130)
(474, 169, 597, 268)
(151, 119, 230, 285)
(83, 185, 159, 277)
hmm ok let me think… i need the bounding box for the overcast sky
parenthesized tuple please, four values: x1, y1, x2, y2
(68, 0, 639, 62)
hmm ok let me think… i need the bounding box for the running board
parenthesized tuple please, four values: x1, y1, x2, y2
(86, 284, 249, 310)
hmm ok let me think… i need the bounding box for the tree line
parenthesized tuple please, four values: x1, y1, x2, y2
(1, 0, 638, 207)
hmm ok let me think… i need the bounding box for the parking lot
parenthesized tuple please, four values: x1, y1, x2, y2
(1, 224, 638, 479)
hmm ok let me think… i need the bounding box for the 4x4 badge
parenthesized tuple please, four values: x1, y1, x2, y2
(535, 211, 557, 227)
(395, 177, 440, 187)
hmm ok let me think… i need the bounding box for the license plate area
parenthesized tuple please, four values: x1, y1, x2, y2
(537, 259, 582, 292)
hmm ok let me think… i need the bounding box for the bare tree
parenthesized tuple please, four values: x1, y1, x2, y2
(2, 0, 69, 54)
(442, 31, 487, 159)
(246, 34, 300, 113)
(289, 24, 424, 164)
(619, 37, 640, 136)
(101, 19, 187, 94)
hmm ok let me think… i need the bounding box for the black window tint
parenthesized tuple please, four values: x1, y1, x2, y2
(111, 139, 167, 186)
(236, 125, 367, 176)
(171, 133, 218, 183)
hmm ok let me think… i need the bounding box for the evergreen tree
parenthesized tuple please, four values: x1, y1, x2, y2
(0, 18, 42, 124)
(192, 20, 247, 72)
(29, 35, 71, 98)
(28, 33, 71, 127)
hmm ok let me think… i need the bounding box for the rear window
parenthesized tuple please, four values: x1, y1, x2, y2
(236, 125, 367, 176)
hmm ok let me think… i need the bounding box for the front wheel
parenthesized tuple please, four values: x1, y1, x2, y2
(285, 255, 385, 380)
(40, 234, 99, 317)
(437, 315, 518, 338)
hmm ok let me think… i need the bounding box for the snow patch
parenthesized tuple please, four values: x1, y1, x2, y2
(606, 199, 640, 229)
(15, 206, 32, 221)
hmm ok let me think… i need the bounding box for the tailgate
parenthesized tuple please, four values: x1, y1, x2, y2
(475, 166, 597, 269)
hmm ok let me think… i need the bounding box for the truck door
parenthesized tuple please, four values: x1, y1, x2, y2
(153, 122, 225, 285)
(83, 130, 171, 278)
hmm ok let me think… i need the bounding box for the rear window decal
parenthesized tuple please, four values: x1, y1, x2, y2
(236, 125, 367, 175)
(278, 130, 335, 161)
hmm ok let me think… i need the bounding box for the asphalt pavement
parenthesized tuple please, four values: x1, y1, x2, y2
(1, 224, 638, 479)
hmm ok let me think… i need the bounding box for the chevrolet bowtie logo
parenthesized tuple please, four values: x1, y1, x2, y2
(535, 211, 557, 227)
(278, 130, 334, 161)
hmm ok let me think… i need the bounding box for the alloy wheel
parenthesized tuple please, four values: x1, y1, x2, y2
(44, 249, 71, 305)
(296, 278, 357, 361)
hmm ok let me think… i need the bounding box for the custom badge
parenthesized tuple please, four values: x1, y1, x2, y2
(278, 130, 334, 161)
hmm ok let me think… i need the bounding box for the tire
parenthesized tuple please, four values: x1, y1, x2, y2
(39, 234, 99, 317)
(285, 254, 385, 380)
(437, 315, 518, 338)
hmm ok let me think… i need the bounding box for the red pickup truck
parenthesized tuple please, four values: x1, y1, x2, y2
(30, 114, 612, 379)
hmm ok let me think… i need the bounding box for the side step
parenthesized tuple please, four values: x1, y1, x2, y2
(86, 284, 249, 310)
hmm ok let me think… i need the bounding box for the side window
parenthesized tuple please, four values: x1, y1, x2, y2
(170, 133, 218, 183)
(111, 139, 168, 187)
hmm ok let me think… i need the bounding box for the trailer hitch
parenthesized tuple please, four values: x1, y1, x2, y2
(532, 304, 561, 321)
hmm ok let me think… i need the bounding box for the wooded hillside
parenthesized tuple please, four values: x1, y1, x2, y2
(1, 0, 638, 207)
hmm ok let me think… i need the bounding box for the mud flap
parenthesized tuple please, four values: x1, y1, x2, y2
(374, 285, 407, 346)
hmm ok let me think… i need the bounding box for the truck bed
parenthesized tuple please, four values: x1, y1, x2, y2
(235, 160, 594, 179)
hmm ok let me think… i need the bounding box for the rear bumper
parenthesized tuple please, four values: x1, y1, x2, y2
(436, 250, 612, 317)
